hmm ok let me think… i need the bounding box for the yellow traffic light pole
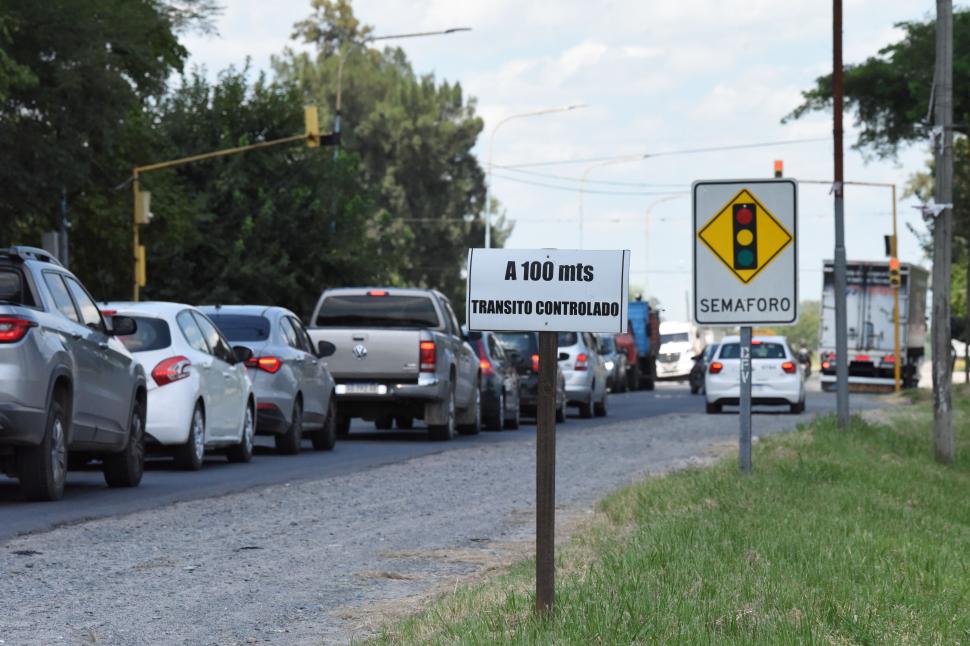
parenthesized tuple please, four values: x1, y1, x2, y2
(800, 179, 901, 392)
(132, 107, 326, 300)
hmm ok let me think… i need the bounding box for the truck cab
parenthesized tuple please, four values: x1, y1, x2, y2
(656, 321, 695, 380)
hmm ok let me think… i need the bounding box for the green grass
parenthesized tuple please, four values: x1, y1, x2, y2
(373, 392, 970, 645)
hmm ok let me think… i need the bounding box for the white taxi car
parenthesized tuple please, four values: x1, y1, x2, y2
(704, 335, 805, 414)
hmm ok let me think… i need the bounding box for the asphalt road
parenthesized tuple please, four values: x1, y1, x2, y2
(0, 379, 883, 541)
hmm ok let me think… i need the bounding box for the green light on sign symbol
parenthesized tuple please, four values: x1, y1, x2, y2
(736, 248, 755, 267)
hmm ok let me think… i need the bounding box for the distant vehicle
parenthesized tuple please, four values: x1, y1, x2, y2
(818, 261, 928, 390)
(306, 288, 480, 441)
(466, 330, 520, 430)
(558, 332, 609, 418)
(0, 247, 147, 500)
(493, 331, 567, 423)
(615, 300, 659, 390)
(106, 302, 256, 470)
(656, 321, 695, 380)
(705, 335, 805, 414)
(202, 305, 337, 454)
(688, 343, 719, 395)
(597, 333, 628, 392)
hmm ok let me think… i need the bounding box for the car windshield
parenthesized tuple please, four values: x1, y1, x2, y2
(557, 332, 578, 347)
(495, 332, 536, 356)
(661, 332, 690, 344)
(315, 295, 440, 328)
(207, 314, 271, 342)
(118, 317, 171, 352)
(718, 342, 787, 359)
(598, 335, 616, 353)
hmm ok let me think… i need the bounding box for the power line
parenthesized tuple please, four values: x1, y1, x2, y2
(491, 171, 689, 196)
(493, 137, 830, 169)
(497, 166, 689, 188)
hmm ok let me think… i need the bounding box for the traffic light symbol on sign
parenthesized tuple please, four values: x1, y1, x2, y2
(733, 203, 757, 270)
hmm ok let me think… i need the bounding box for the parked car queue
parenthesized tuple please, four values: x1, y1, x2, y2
(0, 247, 622, 502)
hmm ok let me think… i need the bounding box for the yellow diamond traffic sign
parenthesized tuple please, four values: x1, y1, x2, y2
(697, 188, 793, 284)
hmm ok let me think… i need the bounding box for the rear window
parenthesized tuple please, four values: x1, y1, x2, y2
(557, 332, 578, 347)
(495, 332, 537, 356)
(315, 295, 440, 328)
(718, 342, 787, 359)
(118, 317, 171, 352)
(0, 268, 33, 306)
(207, 314, 271, 342)
(598, 335, 616, 353)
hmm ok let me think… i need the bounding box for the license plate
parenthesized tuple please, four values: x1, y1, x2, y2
(342, 383, 385, 395)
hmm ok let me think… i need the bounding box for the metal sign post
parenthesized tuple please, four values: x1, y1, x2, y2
(739, 326, 753, 473)
(466, 247, 630, 614)
(535, 331, 557, 613)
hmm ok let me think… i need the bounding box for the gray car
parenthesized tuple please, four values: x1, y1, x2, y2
(0, 247, 147, 501)
(558, 331, 609, 418)
(202, 305, 337, 454)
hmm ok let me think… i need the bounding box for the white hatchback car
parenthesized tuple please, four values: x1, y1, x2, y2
(104, 302, 256, 469)
(704, 335, 805, 414)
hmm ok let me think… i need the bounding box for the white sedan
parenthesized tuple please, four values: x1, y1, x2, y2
(104, 302, 256, 469)
(704, 335, 805, 414)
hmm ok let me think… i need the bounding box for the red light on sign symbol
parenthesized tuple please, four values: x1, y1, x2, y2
(735, 207, 753, 225)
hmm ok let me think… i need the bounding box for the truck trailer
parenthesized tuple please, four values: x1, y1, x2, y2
(818, 260, 927, 390)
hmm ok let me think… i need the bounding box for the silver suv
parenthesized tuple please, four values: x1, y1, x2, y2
(558, 331, 609, 418)
(0, 247, 147, 501)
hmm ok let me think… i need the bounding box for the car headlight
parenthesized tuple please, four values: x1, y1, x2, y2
(604, 360, 615, 371)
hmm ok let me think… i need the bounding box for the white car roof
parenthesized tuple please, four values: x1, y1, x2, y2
(103, 301, 199, 320)
(718, 335, 790, 345)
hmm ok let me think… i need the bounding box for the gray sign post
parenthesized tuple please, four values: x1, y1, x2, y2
(692, 179, 798, 473)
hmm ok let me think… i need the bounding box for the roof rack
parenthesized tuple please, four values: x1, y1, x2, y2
(0, 246, 63, 266)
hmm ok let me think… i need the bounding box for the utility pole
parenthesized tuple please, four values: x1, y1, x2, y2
(832, 0, 850, 428)
(932, 0, 954, 463)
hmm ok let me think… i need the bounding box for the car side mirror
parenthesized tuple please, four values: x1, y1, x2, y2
(109, 315, 137, 337)
(317, 340, 336, 358)
(557, 352, 570, 361)
(232, 345, 254, 364)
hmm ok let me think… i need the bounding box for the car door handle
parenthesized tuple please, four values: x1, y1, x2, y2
(223, 373, 233, 380)
(97, 341, 109, 350)
(70, 332, 83, 340)
(294, 357, 305, 364)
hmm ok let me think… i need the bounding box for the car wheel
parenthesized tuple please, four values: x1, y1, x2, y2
(104, 400, 145, 488)
(705, 402, 721, 414)
(395, 416, 414, 429)
(690, 384, 700, 395)
(627, 366, 640, 391)
(643, 377, 655, 391)
(790, 400, 805, 414)
(578, 392, 594, 419)
(428, 385, 456, 441)
(374, 415, 393, 430)
(19, 400, 68, 501)
(487, 391, 505, 431)
(556, 396, 566, 423)
(175, 403, 206, 470)
(504, 395, 520, 430)
(594, 392, 608, 417)
(336, 415, 351, 437)
(312, 396, 337, 451)
(227, 404, 254, 463)
(276, 398, 303, 455)
(458, 387, 481, 435)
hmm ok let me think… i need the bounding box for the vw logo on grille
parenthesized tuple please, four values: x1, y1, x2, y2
(352, 344, 368, 360)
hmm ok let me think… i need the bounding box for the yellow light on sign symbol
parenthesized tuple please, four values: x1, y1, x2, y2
(736, 229, 754, 245)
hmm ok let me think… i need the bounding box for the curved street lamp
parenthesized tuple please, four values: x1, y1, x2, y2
(484, 104, 587, 247)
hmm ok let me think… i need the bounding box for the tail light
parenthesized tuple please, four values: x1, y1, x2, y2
(854, 355, 871, 362)
(0, 317, 35, 343)
(531, 354, 540, 373)
(245, 356, 282, 373)
(575, 353, 588, 371)
(708, 361, 723, 374)
(367, 290, 388, 296)
(781, 361, 797, 374)
(419, 340, 436, 372)
(882, 355, 896, 364)
(476, 340, 494, 376)
(152, 356, 191, 386)
(821, 360, 831, 370)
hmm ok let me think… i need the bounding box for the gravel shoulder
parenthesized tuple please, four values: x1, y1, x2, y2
(0, 406, 837, 645)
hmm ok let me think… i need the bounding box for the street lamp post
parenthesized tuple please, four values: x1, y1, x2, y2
(333, 28, 471, 159)
(484, 104, 587, 248)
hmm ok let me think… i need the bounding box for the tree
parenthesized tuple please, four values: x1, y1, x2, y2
(274, 0, 508, 310)
(785, 10, 970, 159)
(0, 0, 193, 245)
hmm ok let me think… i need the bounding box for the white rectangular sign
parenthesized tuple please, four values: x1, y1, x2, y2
(466, 248, 630, 333)
(693, 178, 798, 326)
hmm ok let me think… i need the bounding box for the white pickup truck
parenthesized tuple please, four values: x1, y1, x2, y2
(306, 287, 480, 440)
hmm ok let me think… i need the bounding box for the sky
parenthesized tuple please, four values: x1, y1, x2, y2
(182, 0, 937, 321)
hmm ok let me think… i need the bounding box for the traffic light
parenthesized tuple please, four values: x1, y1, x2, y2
(134, 190, 153, 225)
(733, 202, 757, 269)
(889, 257, 901, 288)
(773, 160, 783, 178)
(304, 105, 320, 148)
